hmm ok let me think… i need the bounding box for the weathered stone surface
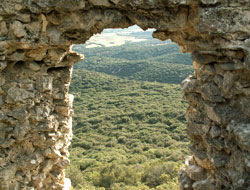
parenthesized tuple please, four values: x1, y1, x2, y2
(179, 168, 194, 190)
(0, 21, 8, 36)
(27, 62, 41, 71)
(0, 0, 250, 190)
(192, 179, 215, 190)
(186, 164, 206, 181)
(228, 122, 250, 151)
(7, 87, 35, 103)
(9, 20, 27, 38)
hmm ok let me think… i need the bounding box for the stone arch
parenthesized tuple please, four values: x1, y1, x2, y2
(0, 0, 250, 189)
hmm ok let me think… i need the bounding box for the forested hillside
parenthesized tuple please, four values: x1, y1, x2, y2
(67, 33, 193, 190)
(73, 41, 193, 84)
(67, 70, 189, 190)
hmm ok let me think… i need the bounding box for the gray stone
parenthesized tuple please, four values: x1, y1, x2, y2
(220, 63, 235, 71)
(186, 165, 206, 181)
(210, 154, 228, 168)
(0, 96, 3, 106)
(192, 52, 218, 64)
(9, 21, 27, 38)
(0, 62, 7, 71)
(37, 76, 53, 92)
(201, 0, 218, 5)
(7, 87, 35, 103)
(228, 123, 250, 151)
(0, 76, 5, 86)
(0, 164, 18, 180)
(0, 21, 8, 36)
(222, 72, 236, 93)
(181, 76, 199, 93)
(27, 62, 41, 71)
(26, 48, 47, 61)
(192, 179, 215, 190)
(16, 14, 31, 23)
(209, 126, 221, 138)
(8, 51, 25, 62)
(200, 82, 224, 102)
(89, 0, 111, 7)
(204, 103, 221, 124)
(8, 108, 28, 121)
(179, 168, 194, 190)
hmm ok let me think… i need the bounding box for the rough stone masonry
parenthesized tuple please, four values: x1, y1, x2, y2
(0, 0, 250, 189)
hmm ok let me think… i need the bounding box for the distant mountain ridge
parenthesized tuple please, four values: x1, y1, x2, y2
(73, 40, 193, 84)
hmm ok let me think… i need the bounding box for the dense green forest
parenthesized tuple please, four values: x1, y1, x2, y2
(73, 40, 193, 84)
(67, 70, 189, 190)
(67, 36, 193, 190)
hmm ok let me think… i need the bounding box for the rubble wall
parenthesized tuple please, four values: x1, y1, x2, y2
(0, 0, 250, 189)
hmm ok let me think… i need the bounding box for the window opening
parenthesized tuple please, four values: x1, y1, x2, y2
(67, 25, 193, 190)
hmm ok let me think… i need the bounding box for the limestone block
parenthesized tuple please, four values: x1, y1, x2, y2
(37, 76, 53, 92)
(0, 164, 18, 180)
(228, 122, 250, 151)
(178, 168, 194, 190)
(186, 165, 206, 181)
(55, 106, 70, 116)
(201, 0, 218, 5)
(0, 138, 15, 148)
(181, 76, 199, 93)
(13, 121, 30, 141)
(222, 72, 236, 94)
(245, 158, 250, 172)
(0, 21, 8, 36)
(43, 159, 54, 173)
(0, 61, 7, 71)
(204, 103, 221, 124)
(25, 21, 42, 34)
(26, 48, 47, 61)
(213, 75, 223, 89)
(8, 107, 28, 121)
(110, 0, 120, 4)
(191, 147, 215, 170)
(200, 82, 224, 102)
(0, 55, 5, 61)
(219, 63, 236, 71)
(8, 51, 25, 62)
(45, 49, 67, 65)
(0, 95, 3, 106)
(192, 179, 215, 190)
(89, 0, 111, 7)
(9, 21, 27, 38)
(210, 154, 228, 168)
(66, 94, 74, 108)
(56, 0, 86, 10)
(198, 65, 215, 77)
(0, 122, 7, 141)
(16, 13, 31, 23)
(47, 27, 62, 45)
(152, 31, 168, 41)
(209, 126, 221, 138)
(192, 52, 218, 64)
(27, 62, 41, 71)
(7, 87, 35, 103)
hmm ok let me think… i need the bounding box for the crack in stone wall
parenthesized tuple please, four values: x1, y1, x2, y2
(0, 0, 250, 189)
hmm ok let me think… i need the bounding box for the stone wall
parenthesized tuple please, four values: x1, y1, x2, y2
(0, 0, 250, 189)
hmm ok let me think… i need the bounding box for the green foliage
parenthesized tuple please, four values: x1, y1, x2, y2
(73, 40, 193, 84)
(67, 69, 189, 190)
